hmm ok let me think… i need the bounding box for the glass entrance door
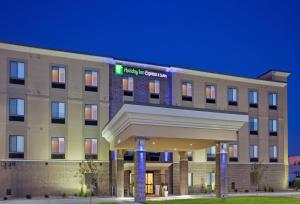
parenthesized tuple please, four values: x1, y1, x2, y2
(145, 172, 154, 194)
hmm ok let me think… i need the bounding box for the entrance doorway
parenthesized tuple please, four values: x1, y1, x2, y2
(145, 172, 154, 194)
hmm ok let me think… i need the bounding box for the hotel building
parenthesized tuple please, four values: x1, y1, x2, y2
(0, 42, 289, 202)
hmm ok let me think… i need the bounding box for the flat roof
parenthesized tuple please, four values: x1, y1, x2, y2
(0, 41, 289, 87)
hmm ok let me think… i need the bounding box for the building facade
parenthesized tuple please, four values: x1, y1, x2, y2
(0, 42, 289, 201)
(288, 156, 300, 186)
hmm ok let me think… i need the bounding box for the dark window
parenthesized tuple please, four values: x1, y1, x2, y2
(9, 98, 25, 121)
(9, 61, 25, 85)
(9, 135, 24, 159)
(51, 102, 65, 124)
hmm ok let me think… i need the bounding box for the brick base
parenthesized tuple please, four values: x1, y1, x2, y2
(0, 161, 110, 199)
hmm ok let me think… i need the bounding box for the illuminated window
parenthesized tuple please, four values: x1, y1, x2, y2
(51, 66, 65, 89)
(123, 77, 134, 96)
(206, 84, 216, 103)
(187, 151, 193, 161)
(85, 139, 98, 159)
(149, 80, 160, 99)
(85, 104, 98, 126)
(228, 144, 238, 162)
(85, 70, 98, 92)
(228, 88, 238, 106)
(10, 61, 25, 85)
(9, 98, 24, 121)
(249, 145, 258, 162)
(9, 135, 24, 159)
(268, 92, 277, 110)
(182, 82, 192, 101)
(51, 102, 65, 124)
(207, 146, 216, 161)
(269, 119, 278, 136)
(249, 117, 258, 135)
(269, 145, 278, 162)
(188, 172, 193, 187)
(51, 137, 65, 159)
(249, 90, 258, 108)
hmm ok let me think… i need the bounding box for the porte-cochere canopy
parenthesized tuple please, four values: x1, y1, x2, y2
(102, 103, 248, 151)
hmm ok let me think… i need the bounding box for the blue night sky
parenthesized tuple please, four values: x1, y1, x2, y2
(0, 0, 299, 155)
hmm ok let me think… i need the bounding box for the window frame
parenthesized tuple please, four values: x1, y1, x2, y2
(84, 104, 98, 126)
(268, 92, 278, 110)
(249, 89, 258, 108)
(205, 84, 216, 104)
(249, 117, 258, 135)
(181, 81, 193, 101)
(84, 138, 98, 160)
(228, 144, 238, 162)
(51, 137, 65, 159)
(228, 87, 238, 106)
(149, 79, 160, 99)
(84, 69, 98, 92)
(269, 145, 278, 162)
(51, 65, 66, 89)
(122, 77, 134, 96)
(206, 146, 216, 161)
(9, 98, 25, 121)
(269, 119, 278, 136)
(249, 145, 259, 162)
(51, 101, 66, 124)
(9, 60, 25, 85)
(9, 135, 25, 159)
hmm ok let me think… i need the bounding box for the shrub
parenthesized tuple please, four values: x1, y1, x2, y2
(44, 194, 49, 198)
(26, 194, 31, 199)
(295, 177, 300, 189)
(3, 197, 7, 200)
(62, 193, 66, 198)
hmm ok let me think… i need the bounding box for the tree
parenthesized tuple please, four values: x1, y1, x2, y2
(250, 161, 265, 191)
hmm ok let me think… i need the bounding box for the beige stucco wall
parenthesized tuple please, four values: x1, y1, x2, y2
(0, 48, 110, 161)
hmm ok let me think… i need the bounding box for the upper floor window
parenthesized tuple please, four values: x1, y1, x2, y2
(9, 98, 24, 121)
(249, 117, 258, 135)
(182, 82, 192, 101)
(249, 145, 258, 162)
(85, 138, 98, 159)
(207, 146, 216, 161)
(51, 66, 66, 89)
(206, 84, 216, 104)
(9, 135, 24, 159)
(269, 119, 278, 136)
(51, 102, 65, 124)
(249, 90, 258, 108)
(268, 92, 277, 110)
(228, 88, 238, 106)
(84, 104, 98, 126)
(149, 80, 160, 99)
(85, 70, 98, 92)
(123, 77, 134, 96)
(51, 137, 65, 159)
(10, 61, 25, 85)
(228, 144, 238, 162)
(269, 145, 278, 162)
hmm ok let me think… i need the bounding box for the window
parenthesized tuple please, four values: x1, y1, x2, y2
(187, 151, 193, 161)
(9, 61, 25, 85)
(207, 146, 216, 161)
(207, 172, 215, 188)
(249, 117, 258, 135)
(182, 82, 192, 101)
(84, 104, 98, 126)
(9, 135, 24, 159)
(123, 77, 134, 96)
(163, 152, 172, 162)
(85, 139, 98, 159)
(85, 70, 98, 92)
(249, 145, 258, 162)
(206, 84, 216, 103)
(228, 88, 238, 106)
(51, 66, 66, 89)
(124, 151, 134, 161)
(269, 92, 277, 110)
(249, 90, 258, 108)
(146, 152, 160, 161)
(51, 102, 65, 124)
(149, 80, 160, 99)
(188, 172, 193, 187)
(269, 119, 278, 136)
(269, 145, 278, 162)
(51, 137, 65, 159)
(9, 98, 24, 121)
(228, 144, 238, 162)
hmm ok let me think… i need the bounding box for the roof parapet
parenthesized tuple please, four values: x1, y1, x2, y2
(258, 70, 291, 83)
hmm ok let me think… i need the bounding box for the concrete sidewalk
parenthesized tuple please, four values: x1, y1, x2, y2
(1, 192, 300, 204)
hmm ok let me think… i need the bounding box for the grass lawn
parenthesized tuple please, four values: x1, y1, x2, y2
(145, 196, 300, 204)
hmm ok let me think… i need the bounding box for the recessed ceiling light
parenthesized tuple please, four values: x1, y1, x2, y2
(189, 144, 193, 146)
(152, 141, 155, 145)
(174, 148, 177, 151)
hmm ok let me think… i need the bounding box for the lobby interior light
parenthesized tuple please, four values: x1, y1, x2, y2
(152, 141, 155, 145)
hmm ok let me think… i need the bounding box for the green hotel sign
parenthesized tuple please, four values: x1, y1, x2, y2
(115, 64, 168, 78)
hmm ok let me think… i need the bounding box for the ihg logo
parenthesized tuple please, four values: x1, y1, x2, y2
(115, 64, 124, 76)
